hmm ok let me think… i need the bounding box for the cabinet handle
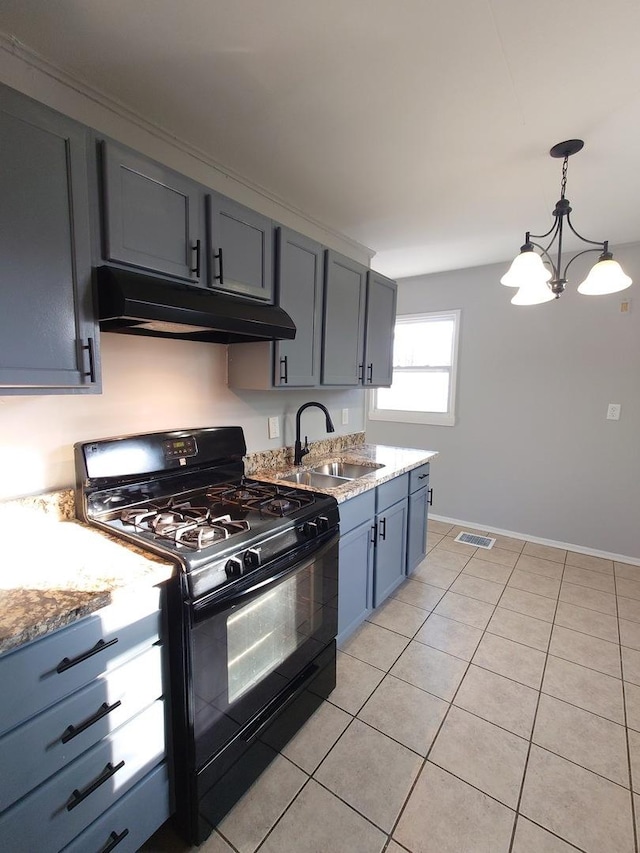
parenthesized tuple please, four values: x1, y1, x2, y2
(99, 829, 129, 853)
(279, 355, 288, 384)
(418, 473, 429, 480)
(213, 249, 224, 283)
(190, 240, 201, 278)
(83, 337, 96, 384)
(60, 700, 122, 744)
(56, 637, 118, 674)
(358, 363, 364, 383)
(367, 363, 373, 383)
(379, 517, 387, 541)
(66, 760, 125, 811)
(370, 522, 377, 545)
(428, 488, 433, 506)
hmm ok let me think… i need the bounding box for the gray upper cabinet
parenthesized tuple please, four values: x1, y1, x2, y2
(273, 227, 324, 386)
(321, 250, 367, 385)
(363, 271, 397, 387)
(101, 140, 204, 283)
(207, 193, 274, 301)
(0, 84, 100, 394)
(226, 227, 323, 389)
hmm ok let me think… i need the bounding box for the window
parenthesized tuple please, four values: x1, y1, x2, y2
(368, 310, 460, 426)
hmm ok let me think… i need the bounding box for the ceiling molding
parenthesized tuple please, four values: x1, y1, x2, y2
(0, 30, 374, 262)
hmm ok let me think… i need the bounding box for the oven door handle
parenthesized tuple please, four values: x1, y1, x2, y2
(191, 530, 339, 622)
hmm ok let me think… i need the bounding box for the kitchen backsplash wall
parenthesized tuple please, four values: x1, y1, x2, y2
(0, 333, 366, 500)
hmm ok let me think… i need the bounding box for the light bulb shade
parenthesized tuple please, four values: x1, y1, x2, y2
(511, 280, 555, 305)
(501, 249, 552, 288)
(577, 258, 632, 295)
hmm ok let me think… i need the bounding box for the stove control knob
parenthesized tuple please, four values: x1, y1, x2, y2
(303, 521, 319, 538)
(243, 548, 261, 570)
(225, 557, 243, 579)
(316, 515, 330, 533)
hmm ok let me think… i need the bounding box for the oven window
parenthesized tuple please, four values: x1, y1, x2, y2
(227, 563, 321, 703)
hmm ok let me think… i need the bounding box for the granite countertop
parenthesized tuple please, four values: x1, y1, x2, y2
(249, 442, 438, 503)
(0, 491, 174, 656)
(0, 438, 437, 656)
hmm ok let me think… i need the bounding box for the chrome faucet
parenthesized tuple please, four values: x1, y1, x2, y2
(294, 402, 335, 465)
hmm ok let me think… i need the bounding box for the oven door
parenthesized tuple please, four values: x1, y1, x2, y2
(188, 530, 338, 771)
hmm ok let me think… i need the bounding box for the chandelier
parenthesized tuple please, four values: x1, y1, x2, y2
(501, 140, 632, 305)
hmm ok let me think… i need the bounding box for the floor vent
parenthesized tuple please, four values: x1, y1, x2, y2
(454, 532, 496, 549)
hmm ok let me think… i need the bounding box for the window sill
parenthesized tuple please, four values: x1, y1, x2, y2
(367, 409, 456, 427)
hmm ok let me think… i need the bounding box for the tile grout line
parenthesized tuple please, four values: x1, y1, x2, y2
(613, 566, 639, 853)
(505, 550, 566, 851)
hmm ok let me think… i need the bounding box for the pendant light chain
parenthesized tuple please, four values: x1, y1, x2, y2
(560, 155, 569, 201)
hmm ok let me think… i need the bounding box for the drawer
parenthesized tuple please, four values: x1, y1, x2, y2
(0, 588, 161, 736)
(60, 762, 170, 853)
(376, 474, 409, 513)
(409, 463, 430, 494)
(0, 643, 164, 812)
(339, 490, 375, 535)
(0, 699, 166, 853)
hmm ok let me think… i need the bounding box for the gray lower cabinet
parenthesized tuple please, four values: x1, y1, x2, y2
(207, 192, 274, 301)
(0, 83, 99, 394)
(0, 588, 170, 853)
(337, 474, 411, 641)
(101, 139, 204, 284)
(407, 463, 431, 574)
(337, 491, 376, 644)
(373, 475, 409, 607)
(226, 227, 324, 389)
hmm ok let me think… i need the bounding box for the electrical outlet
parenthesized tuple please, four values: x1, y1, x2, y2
(341, 408, 349, 425)
(607, 403, 621, 421)
(268, 416, 280, 439)
(620, 299, 631, 314)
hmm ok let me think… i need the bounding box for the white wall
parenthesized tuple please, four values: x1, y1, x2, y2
(0, 333, 364, 499)
(366, 244, 640, 560)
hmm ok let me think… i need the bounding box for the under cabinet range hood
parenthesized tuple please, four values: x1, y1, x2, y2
(96, 266, 296, 343)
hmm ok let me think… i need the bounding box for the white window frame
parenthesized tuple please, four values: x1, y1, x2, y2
(368, 309, 461, 426)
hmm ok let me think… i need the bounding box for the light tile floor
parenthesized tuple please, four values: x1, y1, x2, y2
(142, 521, 640, 853)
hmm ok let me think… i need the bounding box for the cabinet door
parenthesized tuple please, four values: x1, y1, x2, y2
(338, 520, 374, 644)
(321, 251, 367, 385)
(407, 486, 429, 575)
(364, 271, 397, 387)
(274, 228, 324, 386)
(207, 193, 274, 301)
(0, 85, 99, 393)
(102, 140, 203, 283)
(374, 498, 408, 607)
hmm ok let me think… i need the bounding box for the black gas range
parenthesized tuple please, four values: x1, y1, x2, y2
(75, 427, 339, 845)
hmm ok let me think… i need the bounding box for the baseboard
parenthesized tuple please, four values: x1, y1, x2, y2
(429, 514, 640, 567)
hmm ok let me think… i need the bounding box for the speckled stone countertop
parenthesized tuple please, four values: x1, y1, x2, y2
(0, 491, 174, 656)
(249, 440, 438, 503)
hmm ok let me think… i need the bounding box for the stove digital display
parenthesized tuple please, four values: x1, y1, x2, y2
(162, 436, 197, 460)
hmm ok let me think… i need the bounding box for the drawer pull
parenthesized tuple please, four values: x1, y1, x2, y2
(100, 828, 129, 853)
(61, 700, 122, 744)
(56, 637, 119, 674)
(418, 473, 428, 480)
(66, 760, 125, 811)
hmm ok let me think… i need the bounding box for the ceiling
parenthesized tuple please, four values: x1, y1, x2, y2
(2, 0, 640, 279)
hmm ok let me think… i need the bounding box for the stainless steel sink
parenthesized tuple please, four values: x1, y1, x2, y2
(279, 471, 351, 489)
(310, 461, 383, 480)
